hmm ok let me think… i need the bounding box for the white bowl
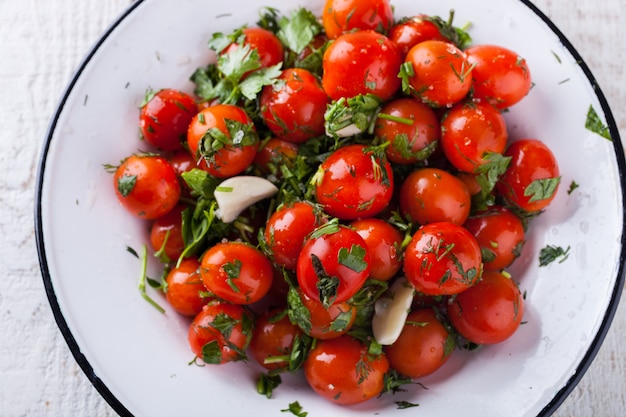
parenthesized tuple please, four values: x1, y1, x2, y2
(35, 0, 625, 416)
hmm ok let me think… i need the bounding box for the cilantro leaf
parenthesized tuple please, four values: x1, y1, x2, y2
(257, 373, 282, 399)
(281, 401, 308, 417)
(539, 245, 570, 266)
(524, 177, 561, 202)
(277, 7, 323, 54)
(117, 174, 137, 197)
(338, 244, 368, 272)
(585, 105, 611, 140)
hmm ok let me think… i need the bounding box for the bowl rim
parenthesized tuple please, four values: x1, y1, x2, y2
(34, 1, 626, 416)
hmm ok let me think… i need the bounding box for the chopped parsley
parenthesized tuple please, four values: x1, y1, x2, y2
(585, 105, 611, 141)
(538, 244, 571, 266)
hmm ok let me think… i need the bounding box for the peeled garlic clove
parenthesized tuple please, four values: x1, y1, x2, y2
(214, 176, 278, 223)
(372, 277, 415, 345)
(332, 123, 363, 138)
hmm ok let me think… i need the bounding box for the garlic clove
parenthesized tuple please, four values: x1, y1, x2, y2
(372, 277, 415, 345)
(214, 176, 278, 223)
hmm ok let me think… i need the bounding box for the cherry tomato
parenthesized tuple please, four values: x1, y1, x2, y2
(322, 30, 402, 101)
(249, 308, 304, 371)
(188, 301, 253, 364)
(440, 101, 508, 173)
(254, 138, 299, 177)
(165, 258, 208, 317)
(297, 225, 371, 307)
(463, 206, 525, 271)
(384, 308, 454, 378)
(200, 241, 274, 305)
(496, 139, 561, 213)
(447, 271, 524, 344)
(374, 97, 440, 165)
(389, 15, 449, 56)
(304, 335, 389, 405)
(399, 167, 471, 226)
(466, 44, 532, 109)
(113, 154, 180, 220)
(314, 144, 394, 220)
(187, 104, 259, 178)
(295, 288, 356, 340)
(321, 0, 394, 40)
(404, 40, 473, 107)
(223, 27, 284, 70)
(260, 68, 330, 143)
(139, 88, 198, 151)
(150, 204, 186, 262)
(264, 201, 322, 270)
(350, 218, 403, 282)
(404, 222, 482, 296)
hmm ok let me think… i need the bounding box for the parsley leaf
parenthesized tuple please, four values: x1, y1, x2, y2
(338, 244, 368, 272)
(117, 174, 137, 197)
(585, 105, 611, 140)
(256, 373, 282, 399)
(524, 177, 561, 203)
(281, 401, 308, 417)
(277, 7, 323, 54)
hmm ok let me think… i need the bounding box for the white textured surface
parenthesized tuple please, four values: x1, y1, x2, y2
(1, 0, 624, 416)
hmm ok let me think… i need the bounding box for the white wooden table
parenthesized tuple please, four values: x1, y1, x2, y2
(1, 0, 624, 415)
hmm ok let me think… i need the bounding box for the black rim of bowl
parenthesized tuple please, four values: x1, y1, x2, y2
(34, 1, 626, 416)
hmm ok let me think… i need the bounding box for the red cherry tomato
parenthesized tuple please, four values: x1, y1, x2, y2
(404, 40, 473, 107)
(260, 68, 330, 143)
(440, 101, 508, 173)
(496, 139, 561, 213)
(404, 222, 482, 296)
(399, 167, 471, 226)
(322, 30, 402, 101)
(165, 258, 208, 317)
(321, 0, 394, 40)
(150, 204, 186, 262)
(200, 242, 274, 305)
(297, 225, 371, 307)
(222, 27, 284, 70)
(188, 301, 253, 364)
(314, 144, 394, 221)
(463, 206, 526, 271)
(304, 335, 389, 405)
(389, 15, 449, 56)
(466, 44, 532, 109)
(296, 288, 356, 340)
(113, 154, 180, 220)
(374, 97, 440, 165)
(350, 218, 403, 282)
(254, 138, 299, 177)
(249, 308, 304, 371)
(139, 89, 198, 151)
(264, 201, 322, 271)
(447, 271, 524, 344)
(186, 104, 259, 178)
(384, 308, 454, 378)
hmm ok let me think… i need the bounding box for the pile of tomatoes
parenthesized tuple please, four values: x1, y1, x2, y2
(111, 0, 561, 407)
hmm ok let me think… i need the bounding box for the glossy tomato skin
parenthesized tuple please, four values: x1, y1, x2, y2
(384, 308, 454, 378)
(297, 288, 356, 340)
(113, 154, 181, 220)
(264, 201, 322, 270)
(440, 101, 508, 173)
(253, 138, 299, 177)
(304, 335, 389, 405)
(466, 44, 532, 109)
(447, 271, 524, 344)
(399, 167, 471, 226)
(187, 104, 259, 178)
(188, 300, 253, 364)
(404, 222, 482, 296)
(139, 89, 199, 151)
(165, 258, 209, 317)
(200, 242, 274, 305)
(375, 97, 440, 165)
(315, 144, 394, 221)
(260, 68, 330, 144)
(249, 308, 304, 371)
(297, 225, 371, 306)
(463, 206, 525, 271)
(351, 218, 403, 282)
(389, 15, 449, 56)
(322, 30, 402, 101)
(404, 40, 473, 107)
(150, 204, 186, 262)
(223, 27, 284, 70)
(496, 139, 560, 213)
(321, 0, 394, 40)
